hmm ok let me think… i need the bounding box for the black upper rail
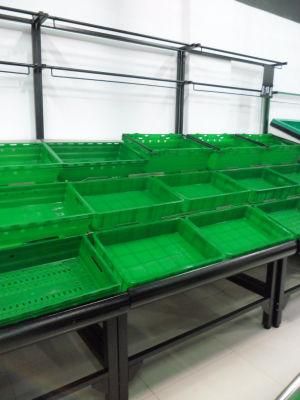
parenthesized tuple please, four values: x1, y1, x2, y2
(0, 4, 287, 67)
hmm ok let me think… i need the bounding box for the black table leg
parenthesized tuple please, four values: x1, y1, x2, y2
(273, 258, 287, 328)
(104, 318, 119, 400)
(117, 314, 128, 400)
(262, 261, 277, 329)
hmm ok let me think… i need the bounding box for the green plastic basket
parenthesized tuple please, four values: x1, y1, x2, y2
(271, 164, 300, 184)
(241, 134, 296, 147)
(189, 134, 262, 149)
(123, 133, 212, 173)
(93, 219, 223, 288)
(0, 142, 61, 185)
(0, 182, 92, 248)
(156, 171, 249, 212)
(257, 198, 300, 238)
(0, 236, 121, 326)
(189, 206, 292, 258)
(74, 176, 183, 230)
(222, 167, 300, 203)
(271, 118, 300, 140)
(46, 142, 147, 181)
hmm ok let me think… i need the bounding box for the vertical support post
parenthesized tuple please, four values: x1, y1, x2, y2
(175, 50, 186, 134)
(31, 12, 47, 140)
(117, 314, 128, 400)
(104, 318, 119, 400)
(261, 65, 274, 133)
(273, 258, 287, 328)
(262, 262, 277, 329)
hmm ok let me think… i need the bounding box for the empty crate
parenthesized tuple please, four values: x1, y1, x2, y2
(93, 219, 223, 288)
(271, 164, 300, 184)
(189, 134, 264, 170)
(0, 236, 121, 326)
(46, 142, 146, 181)
(74, 176, 183, 230)
(258, 198, 300, 238)
(123, 133, 212, 173)
(189, 206, 292, 258)
(222, 167, 300, 203)
(0, 142, 61, 185)
(156, 171, 249, 212)
(0, 183, 91, 248)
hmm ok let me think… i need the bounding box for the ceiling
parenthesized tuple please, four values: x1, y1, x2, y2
(236, 0, 300, 24)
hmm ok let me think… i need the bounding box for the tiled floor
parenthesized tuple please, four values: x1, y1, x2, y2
(1, 258, 300, 400)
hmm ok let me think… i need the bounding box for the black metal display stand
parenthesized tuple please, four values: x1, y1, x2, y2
(0, 4, 287, 138)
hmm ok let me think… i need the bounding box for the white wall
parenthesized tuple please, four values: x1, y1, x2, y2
(0, 0, 299, 141)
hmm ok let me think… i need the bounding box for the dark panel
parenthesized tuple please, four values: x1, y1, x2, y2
(237, 0, 300, 24)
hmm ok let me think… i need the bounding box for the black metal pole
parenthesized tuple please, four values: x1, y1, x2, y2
(175, 50, 186, 133)
(32, 12, 48, 140)
(261, 65, 274, 133)
(273, 258, 288, 328)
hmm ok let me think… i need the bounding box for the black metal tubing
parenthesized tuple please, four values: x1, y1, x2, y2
(190, 80, 261, 93)
(227, 273, 266, 297)
(273, 258, 288, 328)
(0, 294, 129, 354)
(129, 298, 267, 366)
(129, 241, 297, 307)
(175, 50, 186, 133)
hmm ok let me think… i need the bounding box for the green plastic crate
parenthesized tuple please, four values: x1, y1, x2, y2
(46, 142, 147, 181)
(271, 118, 300, 140)
(241, 133, 296, 147)
(189, 133, 261, 149)
(123, 133, 211, 173)
(93, 219, 223, 288)
(0, 236, 121, 326)
(271, 164, 300, 184)
(156, 171, 249, 212)
(74, 176, 183, 230)
(0, 182, 92, 248)
(0, 142, 61, 185)
(188, 136, 264, 170)
(222, 167, 300, 203)
(188, 206, 292, 258)
(257, 198, 300, 238)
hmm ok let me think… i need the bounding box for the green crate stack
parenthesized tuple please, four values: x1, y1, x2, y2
(46, 141, 147, 181)
(73, 176, 183, 230)
(156, 171, 250, 212)
(123, 133, 212, 173)
(0, 142, 61, 185)
(189, 133, 265, 170)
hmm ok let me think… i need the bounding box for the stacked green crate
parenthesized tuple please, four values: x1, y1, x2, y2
(156, 171, 250, 212)
(240, 133, 300, 165)
(0, 236, 121, 326)
(221, 167, 300, 203)
(74, 176, 183, 230)
(123, 133, 212, 172)
(189, 134, 265, 169)
(0, 142, 61, 185)
(0, 182, 92, 248)
(46, 141, 147, 181)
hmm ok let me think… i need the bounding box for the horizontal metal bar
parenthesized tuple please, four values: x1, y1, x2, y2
(0, 60, 35, 68)
(129, 241, 297, 307)
(0, 5, 38, 16)
(192, 86, 261, 98)
(0, 294, 129, 355)
(190, 80, 261, 93)
(34, 369, 107, 400)
(46, 64, 181, 84)
(43, 23, 180, 52)
(129, 298, 266, 365)
(271, 100, 300, 106)
(50, 69, 176, 89)
(46, 15, 187, 47)
(274, 91, 300, 97)
(0, 12, 32, 24)
(227, 273, 266, 297)
(286, 283, 300, 295)
(0, 68, 30, 76)
(201, 45, 286, 65)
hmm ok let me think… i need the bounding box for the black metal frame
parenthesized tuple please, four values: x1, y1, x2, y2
(0, 4, 286, 138)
